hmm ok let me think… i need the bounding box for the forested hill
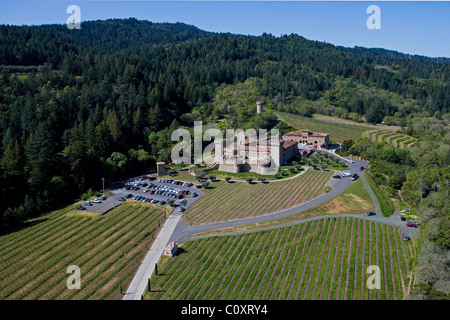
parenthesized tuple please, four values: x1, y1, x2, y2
(0, 19, 449, 233)
(0, 18, 213, 66)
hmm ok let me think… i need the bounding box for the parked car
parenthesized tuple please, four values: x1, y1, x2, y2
(100, 195, 107, 200)
(117, 197, 126, 201)
(84, 201, 93, 206)
(159, 201, 166, 205)
(76, 206, 86, 210)
(406, 221, 419, 228)
(151, 199, 159, 204)
(366, 211, 376, 216)
(403, 234, 410, 241)
(401, 208, 411, 213)
(92, 199, 102, 203)
(351, 174, 358, 181)
(400, 216, 406, 221)
(192, 192, 198, 197)
(126, 194, 133, 198)
(178, 207, 185, 212)
(332, 175, 341, 179)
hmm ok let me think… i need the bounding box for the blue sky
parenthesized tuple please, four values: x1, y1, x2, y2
(0, 1, 449, 58)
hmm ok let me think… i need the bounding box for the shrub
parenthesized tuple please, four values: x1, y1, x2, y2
(81, 188, 100, 201)
(202, 181, 210, 188)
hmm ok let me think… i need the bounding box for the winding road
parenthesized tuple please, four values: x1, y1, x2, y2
(123, 153, 418, 300)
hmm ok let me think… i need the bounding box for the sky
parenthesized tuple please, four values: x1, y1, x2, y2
(0, 1, 449, 58)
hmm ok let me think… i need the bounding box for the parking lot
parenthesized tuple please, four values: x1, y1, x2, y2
(79, 175, 202, 214)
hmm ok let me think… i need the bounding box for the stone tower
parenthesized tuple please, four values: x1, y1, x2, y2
(156, 162, 167, 176)
(256, 100, 264, 114)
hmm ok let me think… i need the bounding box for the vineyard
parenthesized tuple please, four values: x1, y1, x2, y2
(147, 217, 414, 300)
(185, 169, 334, 225)
(276, 112, 372, 144)
(0, 203, 165, 300)
(366, 130, 418, 149)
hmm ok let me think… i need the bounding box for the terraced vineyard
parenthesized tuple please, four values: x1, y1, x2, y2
(185, 169, 334, 225)
(366, 130, 418, 149)
(0, 203, 165, 300)
(147, 217, 413, 300)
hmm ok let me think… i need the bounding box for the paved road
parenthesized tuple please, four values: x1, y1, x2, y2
(184, 211, 419, 242)
(123, 211, 183, 300)
(360, 166, 382, 215)
(121, 178, 205, 300)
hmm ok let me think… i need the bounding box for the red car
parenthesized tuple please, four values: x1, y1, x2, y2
(406, 221, 419, 228)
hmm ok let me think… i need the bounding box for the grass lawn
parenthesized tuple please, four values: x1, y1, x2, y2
(184, 168, 334, 225)
(159, 171, 198, 183)
(206, 167, 302, 181)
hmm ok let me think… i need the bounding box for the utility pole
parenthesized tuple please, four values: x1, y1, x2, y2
(102, 177, 105, 195)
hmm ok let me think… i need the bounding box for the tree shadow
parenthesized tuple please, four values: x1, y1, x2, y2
(173, 247, 187, 257)
(0, 218, 48, 236)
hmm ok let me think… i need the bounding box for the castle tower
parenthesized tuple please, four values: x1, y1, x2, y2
(256, 100, 264, 114)
(156, 162, 167, 176)
(269, 134, 283, 169)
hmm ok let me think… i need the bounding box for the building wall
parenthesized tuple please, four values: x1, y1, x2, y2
(283, 131, 329, 149)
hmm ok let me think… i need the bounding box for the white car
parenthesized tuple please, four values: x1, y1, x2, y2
(341, 171, 351, 177)
(92, 199, 102, 203)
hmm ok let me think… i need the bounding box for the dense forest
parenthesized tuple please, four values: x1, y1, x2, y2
(0, 18, 449, 298)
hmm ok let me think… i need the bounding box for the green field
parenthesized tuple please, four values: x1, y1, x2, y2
(0, 203, 165, 300)
(147, 217, 413, 300)
(159, 170, 199, 183)
(185, 169, 334, 225)
(276, 112, 372, 144)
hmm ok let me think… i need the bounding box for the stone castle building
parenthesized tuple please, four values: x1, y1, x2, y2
(215, 129, 329, 174)
(283, 130, 330, 149)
